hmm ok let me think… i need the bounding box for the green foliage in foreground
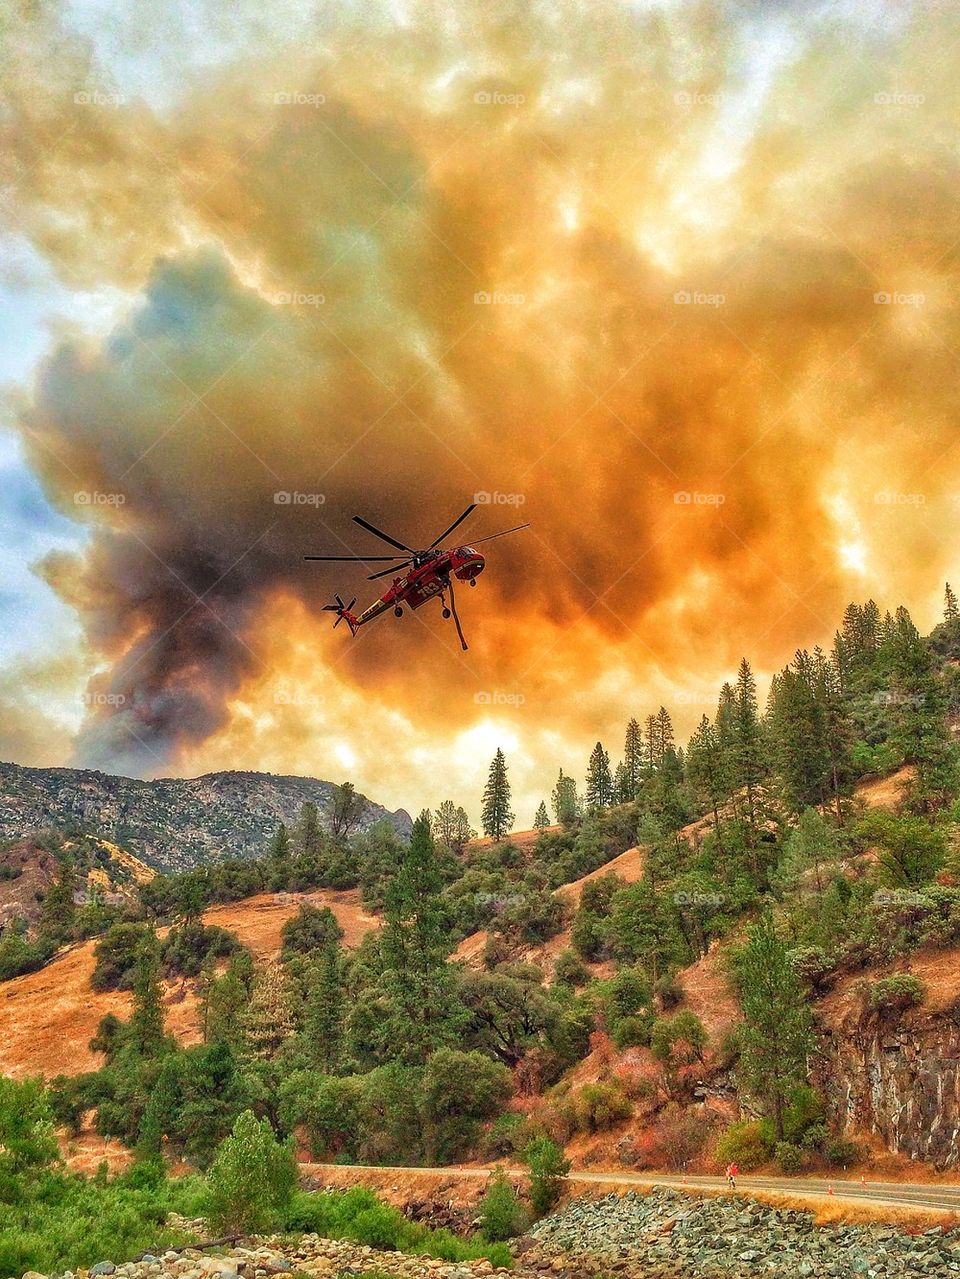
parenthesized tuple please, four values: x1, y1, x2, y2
(284, 1185, 514, 1266)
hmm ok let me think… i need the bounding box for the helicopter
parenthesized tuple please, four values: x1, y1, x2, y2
(305, 502, 529, 650)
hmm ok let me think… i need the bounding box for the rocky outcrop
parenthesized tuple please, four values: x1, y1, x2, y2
(816, 998, 960, 1169)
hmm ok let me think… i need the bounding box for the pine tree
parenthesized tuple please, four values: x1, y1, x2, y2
(303, 939, 344, 1072)
(534, 801, 550, 832)
(268, 824, 290, 862)
(732, 915, 814, 1141)
(551, 769, 579, 826)
(129, 934, 166, 1057)
(734, 658, 764, 829)
(584, 741, 613, 808)
(294, 802, 322, 856)
(685, 715, 728, 848)
(331, 782, 362, 838)
(644, 713, 659, 771)
(623, 718, 643, 798)
(481, 749, 514, 841)
(769, 651, 831, 814)
(946, 583, 959, 623)
(655, 707, 675, 760)
(206, 953, 252, 1047)
(40, 850, 77, 939)
(774, 807, 842, 899)
(380, 813, 465, 1062)
(613, 762, 630, 804)
(888, 607, 958, 811)
(242, 961, 295, 1060)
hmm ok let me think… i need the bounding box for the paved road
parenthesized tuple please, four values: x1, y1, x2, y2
(309, 1163, 960, 1214)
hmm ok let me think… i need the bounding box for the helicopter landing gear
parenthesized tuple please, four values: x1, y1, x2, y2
(394, 606, 403, 617)
(469, 578, 477, 587)
(442, 607, 451, 619)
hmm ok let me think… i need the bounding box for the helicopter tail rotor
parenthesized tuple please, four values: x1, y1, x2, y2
(323, 594, 359, 634)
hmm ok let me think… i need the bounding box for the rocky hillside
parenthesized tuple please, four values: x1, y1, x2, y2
(0, 762, 412, 872)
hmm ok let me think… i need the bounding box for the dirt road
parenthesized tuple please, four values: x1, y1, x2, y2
(308, 1163, 960, 1213)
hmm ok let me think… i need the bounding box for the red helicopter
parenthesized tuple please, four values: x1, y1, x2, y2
(305, 503, 529, 650)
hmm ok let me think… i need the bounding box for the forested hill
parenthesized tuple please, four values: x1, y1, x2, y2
(0, 763, 412, 872)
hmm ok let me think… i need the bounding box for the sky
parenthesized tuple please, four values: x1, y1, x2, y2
(2, 0, 960, 828)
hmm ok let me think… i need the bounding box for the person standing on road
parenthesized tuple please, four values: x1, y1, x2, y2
(726, 1162, 738, 1190)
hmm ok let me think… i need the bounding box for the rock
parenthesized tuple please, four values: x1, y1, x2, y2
(22, 1271, 48, 1279)
(90, 1266, 116, 1277)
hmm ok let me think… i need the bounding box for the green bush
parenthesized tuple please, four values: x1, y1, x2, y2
(206, 1110, 297, 1235)
(775, 1141, 804, 1174)
(483, 1112, 527, 1159)
(714, 1120, 774, 1172)
(824, 1138, 861, 1168)
(573, 1082, 632, 1132)
(524, 1136, 570, 1216)
(478, 1169, 527, 1241)
(868, 974, 925, 1013)
(554, 949, 590, 987)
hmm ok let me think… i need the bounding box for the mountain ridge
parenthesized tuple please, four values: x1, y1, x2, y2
(0, 760, 412, 873)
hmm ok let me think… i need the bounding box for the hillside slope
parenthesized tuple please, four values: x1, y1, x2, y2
(0, 887, 378, 1078)
(0, 761, 412, 871)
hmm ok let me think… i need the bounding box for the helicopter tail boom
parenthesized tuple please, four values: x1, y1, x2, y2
(323, 594, 359, 635)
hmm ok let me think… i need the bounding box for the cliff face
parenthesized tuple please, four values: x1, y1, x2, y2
(816, 967, 960, 1169)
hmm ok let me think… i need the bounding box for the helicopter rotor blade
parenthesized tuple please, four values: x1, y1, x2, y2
(353, 515, 414, 553)
(428, 502, 478, 549)
(368, 561, 412, 581)
(470, 522, 531, 546)
(304, 555, 408, 561)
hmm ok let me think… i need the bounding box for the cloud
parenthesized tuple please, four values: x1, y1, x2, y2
(4, 0, 960, 818)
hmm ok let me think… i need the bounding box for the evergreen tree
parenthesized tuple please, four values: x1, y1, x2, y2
(644, 713, 659, 771)
(584, 741, 613, 808)
(205, 953, 253, 1047)
(734, 658, 764, 829)
(294, 802, 322, 856)
(129, 934, 166, 1057)
(534, 801, 550, 832)
(623, 717, 644, 797)
(268, 824, 290, 863)
(303, 939, 344, 1072)
(40, 850, 77, 938)
(769, 651, 831, 814)
(331, 782, 362, 838)
(774, 807, 842, 898)
(242, 961, 295, 1060)
(655, 706, 675, 760)
(732, 915, 814, 1142)
(946, 582, 959, 623)
(481, 749, 514, 841)
(380, 814, 465, 1062)
(888, 607, 958, 811)
(685, 715, 728, 849)
(551, 769, 579, 826)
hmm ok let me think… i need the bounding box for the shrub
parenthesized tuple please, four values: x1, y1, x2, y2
(478, 1169, 527, 1241)
(91, 923, 154, 992)
(206, 1110, 297, 1234)
(554, 949, 590, 987)
(775, 1141, 804, 1174)
(611, 1013, 653, 1050)
(824, 1137, 861, 1167)
(573, 1082, 632, 1132)
(160, 922, 242, 979)
(483, 1112, 527, 1159)
(713, 1120, 774, 1172)
(868, 973, 925, 1013)
(524, 1136, 570, 1216)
